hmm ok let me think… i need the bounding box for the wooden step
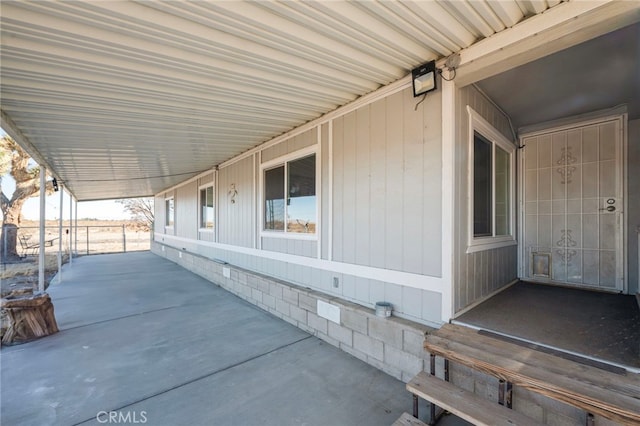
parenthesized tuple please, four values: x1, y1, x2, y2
(407, 372, 542, 426)
(424, 324, 640, 425)
(392, 412, 428, 426)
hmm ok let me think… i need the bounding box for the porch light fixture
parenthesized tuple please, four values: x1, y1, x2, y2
(411, 60, 437, 97)
(52, 178, 59, 192)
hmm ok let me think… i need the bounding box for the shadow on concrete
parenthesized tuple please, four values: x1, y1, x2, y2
(1, 252, 451, 426)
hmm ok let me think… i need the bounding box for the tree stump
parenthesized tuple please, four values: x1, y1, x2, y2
(1, 292, 59, 345)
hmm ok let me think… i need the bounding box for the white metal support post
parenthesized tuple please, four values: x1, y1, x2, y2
(38, 166, 46, 293)
(68, 194, 72, 263)
(57, 185, 63, 283)
(69, 192, 73, 266)
(74, 198, 78, 255)
(440, 76, 456, 322)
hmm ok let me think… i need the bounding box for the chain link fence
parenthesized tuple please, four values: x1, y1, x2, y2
(2, 224, 151, 261)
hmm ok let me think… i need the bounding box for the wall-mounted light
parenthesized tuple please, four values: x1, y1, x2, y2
(52, 178, 59, 192)
(411, 60, 437, 97)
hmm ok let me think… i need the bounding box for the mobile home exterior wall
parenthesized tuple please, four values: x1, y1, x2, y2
(154, 84, 448, 327)
(453, 84, 518, 313)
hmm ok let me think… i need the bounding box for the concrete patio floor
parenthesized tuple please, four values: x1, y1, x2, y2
(1, 252, 465, 426)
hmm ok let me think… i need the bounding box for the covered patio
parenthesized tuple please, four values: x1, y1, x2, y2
(1, 252, 452, 426)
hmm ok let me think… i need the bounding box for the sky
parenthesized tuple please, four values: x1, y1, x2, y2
(2, 174, 130, 221)
(1, 128, 130, 221)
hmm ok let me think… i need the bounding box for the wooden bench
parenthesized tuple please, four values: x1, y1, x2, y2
(406, 372, 541, 426)
(422, 323, 640, 425)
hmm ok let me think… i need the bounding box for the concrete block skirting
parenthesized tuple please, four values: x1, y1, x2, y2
(152, 243, 613, 425)
(152, 242, 432, 382)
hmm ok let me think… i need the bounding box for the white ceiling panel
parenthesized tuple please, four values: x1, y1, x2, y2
(1, 0, 557, 201)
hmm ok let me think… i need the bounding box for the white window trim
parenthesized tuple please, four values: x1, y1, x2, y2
(198, 182, 215, 232)
(259, 145, 319, 241)
(466, 106, 516, 254)
(164, 196, 174, 230)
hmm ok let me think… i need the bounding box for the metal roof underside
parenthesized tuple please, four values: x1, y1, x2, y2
(1, 0, 560, 201)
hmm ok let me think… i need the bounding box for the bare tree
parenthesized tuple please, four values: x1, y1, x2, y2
(117, 198, 154, 231)
(1, 135, 55, 260)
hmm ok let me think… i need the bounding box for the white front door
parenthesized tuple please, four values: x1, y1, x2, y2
(520, 116, 625, 292)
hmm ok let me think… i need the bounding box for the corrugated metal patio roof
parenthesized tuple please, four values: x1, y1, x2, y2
(2, 0, 562, 200)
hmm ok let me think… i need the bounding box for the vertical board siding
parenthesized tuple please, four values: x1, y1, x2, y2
(198, 172, 214, 186)
(385, 91, 404, 272)
(422, 89, 443, 276)
(198, 231, 215, 242)
(355, 106, 371, 267)
(218, 156, 254, 248)
(402, 88, 423, 274)
(261, 128, 316, 163)
(455, 84, 518, 312)
(332, 86, 442, 277)
(155, 85, 448, 325)
(332, 116, 344, 263)
(260, 238, 317, 258)
(369, 98, 387, 268)
(154, 195, 165, 234)
(342, 111, 357, 265)
(176, 182, 198, 240)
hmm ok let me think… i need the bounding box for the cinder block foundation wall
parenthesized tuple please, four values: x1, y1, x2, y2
(152, 242, 431, 382)
(152, 242, 619, 426)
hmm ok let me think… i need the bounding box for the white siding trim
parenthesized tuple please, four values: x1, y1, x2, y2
(253, 152, 257, 249)
(257, 152, 262, 250)
(622, 114, 628, 294)
(316, 125, 322, 259)
(214, 170, 219, 243)
(328, 119, 334, 262)
(156, 233, 445, 294)
(441, 77, 456, 322)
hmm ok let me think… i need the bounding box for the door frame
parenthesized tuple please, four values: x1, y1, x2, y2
(517, 110, 628, 293)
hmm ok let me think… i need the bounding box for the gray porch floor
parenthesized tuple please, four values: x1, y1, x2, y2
(455, 281, 640, 372)
(1, 252, 465, 426)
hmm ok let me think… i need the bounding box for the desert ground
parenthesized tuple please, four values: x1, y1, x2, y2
(1, 220, 150, 340)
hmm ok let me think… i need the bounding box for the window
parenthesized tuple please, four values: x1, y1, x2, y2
(263, 152, 316, 235)
(467, 107, 515, 252)
(199, 185, 214, 230)
(165, 197, 174, 227)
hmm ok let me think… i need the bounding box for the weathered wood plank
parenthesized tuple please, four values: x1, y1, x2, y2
(434, 324, 640, 398)
(391, 412, 428, 426)
(424, 332, 640, 425)
(407, 372, 542, 426)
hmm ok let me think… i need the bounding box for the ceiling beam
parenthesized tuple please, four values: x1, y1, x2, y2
(453, 0, 640, 86)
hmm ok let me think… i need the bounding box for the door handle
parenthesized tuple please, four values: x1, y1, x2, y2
(599, 206, 615, 212)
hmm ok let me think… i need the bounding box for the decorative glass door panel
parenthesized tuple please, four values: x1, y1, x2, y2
(521, 118, 623, 291)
